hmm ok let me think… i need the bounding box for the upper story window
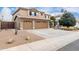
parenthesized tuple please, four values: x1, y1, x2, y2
(32, 12, 35, 16)
(45, 15, 47, 18)
(41, 13, 43, 16)
(36, 12, 38, 16)
(34, 12, 37, 16)
(29, 11, 32, 16)
(47, 15, 49, 19)
(45, 15, 49, 19)
(48, 16, 50, 19)
(29, 11, 37, 16)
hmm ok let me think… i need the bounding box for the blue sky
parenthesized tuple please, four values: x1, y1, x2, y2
(36, 7, 79, 19)
(0, 7, 79, 19)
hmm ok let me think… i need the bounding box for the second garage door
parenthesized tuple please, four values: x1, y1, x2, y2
(23, 21, 33, 29)
(35, 21, 48, 29)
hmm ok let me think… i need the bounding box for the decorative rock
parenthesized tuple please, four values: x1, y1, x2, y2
(25, 36, 31, 40)
(7, 38, 14, 44)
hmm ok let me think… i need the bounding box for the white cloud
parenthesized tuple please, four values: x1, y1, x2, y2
(0, 14, 2, 20)
(51, 12, 63, 16)
(62, 7, 79, 13)
(1, 7, 12, 21)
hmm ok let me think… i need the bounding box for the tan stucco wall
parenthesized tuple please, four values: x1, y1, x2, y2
(13, 8, 51, 21)
(15, 18, 20, 30)
(18, 9, 29, 17)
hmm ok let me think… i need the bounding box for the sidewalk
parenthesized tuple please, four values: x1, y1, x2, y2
(2, 31, 79, 51)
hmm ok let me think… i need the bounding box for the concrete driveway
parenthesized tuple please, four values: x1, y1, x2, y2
(27, 29, 75, 39)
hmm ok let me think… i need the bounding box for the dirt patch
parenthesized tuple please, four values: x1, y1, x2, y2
(0, 29, 44, 50)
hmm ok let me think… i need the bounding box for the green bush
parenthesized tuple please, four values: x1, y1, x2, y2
(59, 12, 76, 28)
(50, 16, 56, 27)
(60, 26, 78, 31)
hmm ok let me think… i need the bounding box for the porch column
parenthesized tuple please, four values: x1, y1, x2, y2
(20, 22, 23, 30)
(33, 20, 35, 29)
(27, 10, 30, 16)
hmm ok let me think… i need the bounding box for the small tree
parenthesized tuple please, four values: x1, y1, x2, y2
(50, 16, 56, 27)
(59, 11, 76, 28)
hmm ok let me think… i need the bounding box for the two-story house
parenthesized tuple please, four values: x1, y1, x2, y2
(12, 7, 51, 29)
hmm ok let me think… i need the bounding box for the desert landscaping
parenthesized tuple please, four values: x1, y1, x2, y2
(0, 29, 44, 50)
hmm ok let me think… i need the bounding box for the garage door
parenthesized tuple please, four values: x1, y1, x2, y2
(23, 21, 33, 29)
(35, 21, 48, 29)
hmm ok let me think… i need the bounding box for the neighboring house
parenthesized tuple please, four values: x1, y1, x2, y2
(50, 13, 63, 29)
(12, 7, 51, 29)
(75, 20, 79, 28)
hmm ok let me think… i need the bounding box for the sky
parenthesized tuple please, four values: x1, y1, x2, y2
(0, 7, 79, 21)
(36, 7, 79, 19)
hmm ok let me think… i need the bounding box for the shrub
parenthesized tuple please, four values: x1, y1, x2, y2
(50, 16, 56, 27)
(25, 36, 31, 40)
(59, 12, 76, 28)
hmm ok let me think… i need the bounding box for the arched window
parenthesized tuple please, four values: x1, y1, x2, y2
(41, 13, 43, 16)
(45, 15, 46, 18)
(29, 11, 32, 16)
(29, 11, 37, 16)
(34, 12, 36, 16)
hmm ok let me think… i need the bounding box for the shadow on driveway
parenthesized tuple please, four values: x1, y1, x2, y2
(58, 39, 79, 51)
